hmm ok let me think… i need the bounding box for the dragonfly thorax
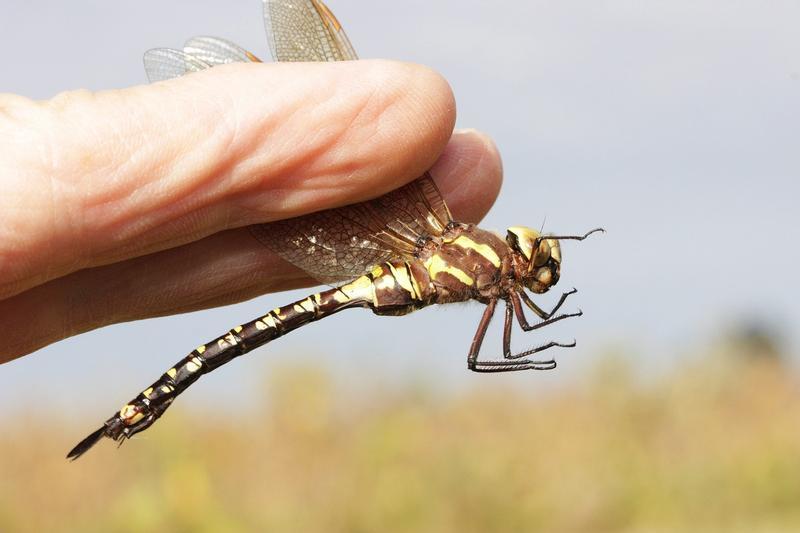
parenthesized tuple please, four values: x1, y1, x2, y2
(506, 226, 562, 294)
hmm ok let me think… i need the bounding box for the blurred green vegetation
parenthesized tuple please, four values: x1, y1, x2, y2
(2, 342, 799, 532)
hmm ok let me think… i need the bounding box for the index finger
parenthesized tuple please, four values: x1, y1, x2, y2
(0, 60, 455, 299)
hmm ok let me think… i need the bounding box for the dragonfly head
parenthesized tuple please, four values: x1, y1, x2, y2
(506, 226, 561, 294)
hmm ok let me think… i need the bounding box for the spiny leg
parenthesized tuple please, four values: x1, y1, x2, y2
(501, 297, 577, 363)
(471, 359, 558, 372)
(468, 299, 572, 373)
(519, 287, 577, 320)
(511, 290, 582, 332)
(467, 298, 497, 370)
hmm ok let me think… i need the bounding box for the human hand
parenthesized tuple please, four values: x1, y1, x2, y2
(0, 60, 502, 363)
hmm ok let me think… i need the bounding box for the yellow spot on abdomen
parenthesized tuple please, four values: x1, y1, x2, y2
(374, 274, 396, 291)
(263, 314, 278, 328)
(387, 263, 416, 298)
(337, 275, 374, 302)
(120, 404, 145, 424)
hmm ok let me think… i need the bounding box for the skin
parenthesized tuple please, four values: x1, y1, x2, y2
(0, 60, 503, 363)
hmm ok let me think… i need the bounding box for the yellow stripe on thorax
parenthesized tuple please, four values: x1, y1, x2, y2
(451, 235, 501, 267)
(424, 255, 474, 286)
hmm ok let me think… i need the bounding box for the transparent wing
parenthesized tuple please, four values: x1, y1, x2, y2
(250, 174, 453, 283)
(145, 1, 452, 283)
(143, 48, 212, 82)
(253, 1, 454, 283)
(183, 36, 263, 65)
(263, 0, 358, 62)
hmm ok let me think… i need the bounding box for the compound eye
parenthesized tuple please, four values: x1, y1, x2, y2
(549, 239, 562, 264)
(506, 227, 539, 261)
(535, 267, 553, 287)
(533, 239, 551, 267)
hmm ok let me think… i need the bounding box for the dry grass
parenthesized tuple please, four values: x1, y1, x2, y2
(2, 350, 799, 532)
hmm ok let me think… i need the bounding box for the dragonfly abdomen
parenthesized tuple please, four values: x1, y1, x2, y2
(368, 261, 434, 315)
(68, 260, 434, 459)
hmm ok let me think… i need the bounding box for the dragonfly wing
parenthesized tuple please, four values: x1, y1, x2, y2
(144, 48, 212, 82)
(250, 173, 453, 284)
(183, 36, 263, 65)
(255, 3, 452, 283)
(314, 0, 358, 61)
(263, 0, 358, 62)
(145, 2, 452, 284)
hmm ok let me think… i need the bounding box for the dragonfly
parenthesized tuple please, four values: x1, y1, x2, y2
(67, 0, 603, 460)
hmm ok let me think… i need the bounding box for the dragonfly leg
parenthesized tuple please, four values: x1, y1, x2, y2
(519, 287, 577, 320)
(470, 359, 559, 373)
(502, 298, 577, 362)
(467, 298, 575, 373)
(467, 299, 497, 370)
(511, 290, 582, 332)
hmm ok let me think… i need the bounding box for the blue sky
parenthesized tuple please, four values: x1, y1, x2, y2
(1, 0, 798, 416)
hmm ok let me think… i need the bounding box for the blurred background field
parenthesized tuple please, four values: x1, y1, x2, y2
(3, 331, 799, 533)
